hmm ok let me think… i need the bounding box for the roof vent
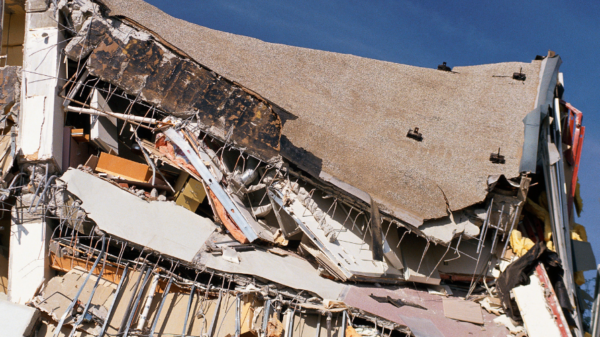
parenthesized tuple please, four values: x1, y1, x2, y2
(437, 62, 452, 72)
(490, 148, 505, 164)
(407, 127, 423, 142)
(512, 68, 526, 81)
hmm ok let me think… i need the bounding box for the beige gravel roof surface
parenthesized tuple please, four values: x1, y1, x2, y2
(101, 0, 542, 224)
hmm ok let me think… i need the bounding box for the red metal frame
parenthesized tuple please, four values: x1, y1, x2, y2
(535, 264, 572, 337)
(560, 101, 585, 217)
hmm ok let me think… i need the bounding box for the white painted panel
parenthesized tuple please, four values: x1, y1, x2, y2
(90, 89, 118, 154)
(513, 273, 562, 337)
(19, 95, 45, 157)
(8, 212, 51, 304)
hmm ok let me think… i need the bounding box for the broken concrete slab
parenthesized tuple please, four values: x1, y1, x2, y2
(60, 169, 217, 262)
(341, 285, 508, 337)
(0, 296, 40, 337)
(32, 267, 115, 330)
(197, 248, 346, 300)
(419, 210, 481, 244)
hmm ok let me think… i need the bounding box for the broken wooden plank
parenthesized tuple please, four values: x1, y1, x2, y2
(95, 152, 151, 182)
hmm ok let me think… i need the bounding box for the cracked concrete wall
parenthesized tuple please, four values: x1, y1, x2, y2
(18, 7, 65, 171)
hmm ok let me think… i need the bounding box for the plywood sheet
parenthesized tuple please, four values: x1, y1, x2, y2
(442, 299, 483, 325)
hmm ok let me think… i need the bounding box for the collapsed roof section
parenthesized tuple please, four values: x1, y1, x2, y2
(72, 0, 542, 229)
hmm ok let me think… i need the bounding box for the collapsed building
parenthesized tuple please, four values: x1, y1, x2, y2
(0, 0, 597, 336)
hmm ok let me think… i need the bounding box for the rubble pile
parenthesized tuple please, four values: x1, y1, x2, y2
(0, 0, 597, 337)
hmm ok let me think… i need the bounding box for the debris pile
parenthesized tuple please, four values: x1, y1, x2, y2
(0, 0, 597, 337)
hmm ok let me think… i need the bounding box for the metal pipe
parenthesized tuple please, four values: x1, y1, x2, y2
(315, 313, 321, 337)
(500, 204, 520, 259)
(123, 267, 153, 337)
(118, 265, 147, 335)
(261, 300, 271, 337)
(235, 294, 241, 337)
(53, 236, 106, 337)
(182, 284, 197, 337)
(488, 204, 504, 255)
(341, 311, 347, 337)
(149, 274, 174, 337)
(63, 69, 89, 110)
(137, 272, 160, 331)
(31, 175, 57, 213)
(99, 264, 129, 337)
(326, 312, 332, 337)
(285, 308, 295, 337)
(476, 198, 493, 254)
(136, 138, 175, 193)
(68, 250, 108, 337)
(207, 290, 223, 337)
(66, 105, 159, 124)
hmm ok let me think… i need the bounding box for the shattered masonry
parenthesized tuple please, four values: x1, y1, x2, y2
(0, 1, 596, 337)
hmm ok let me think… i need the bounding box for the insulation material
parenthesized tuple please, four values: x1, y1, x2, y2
(510, 229, 535, 257)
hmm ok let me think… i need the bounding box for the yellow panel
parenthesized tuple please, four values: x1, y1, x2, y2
(176, 194, 200, 212)
(181, 178, 206, 203)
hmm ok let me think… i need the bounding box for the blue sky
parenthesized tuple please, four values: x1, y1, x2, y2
(146, 0, 599, 277)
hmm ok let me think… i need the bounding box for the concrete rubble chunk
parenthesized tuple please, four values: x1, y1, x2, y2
(0, 295, 40, 337)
